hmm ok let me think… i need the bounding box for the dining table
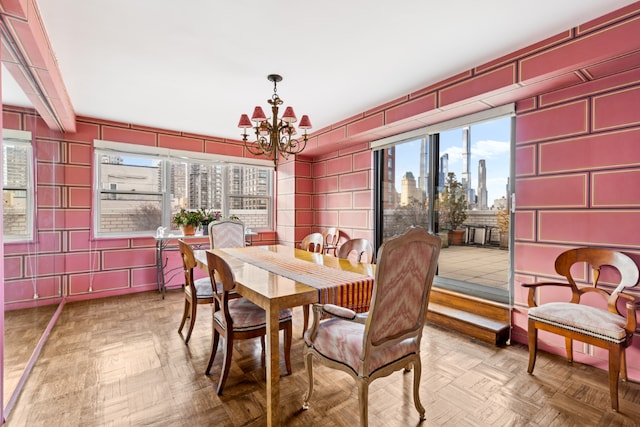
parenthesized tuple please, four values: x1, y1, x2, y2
(193, 244, 375, 426)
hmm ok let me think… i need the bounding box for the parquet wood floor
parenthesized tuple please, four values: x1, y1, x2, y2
(5, 291, 640, 426)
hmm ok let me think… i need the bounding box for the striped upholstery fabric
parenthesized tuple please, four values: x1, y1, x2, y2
(209, 220, 245, 249)
(214, 298, 292, 332)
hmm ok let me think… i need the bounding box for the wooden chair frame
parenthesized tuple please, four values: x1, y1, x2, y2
(337, 238, 375, 264)
(523, 247, 640, 411)
(205, 251, 292, 395)
(302, 227, 441, 426)
(177, 239, 213, 344)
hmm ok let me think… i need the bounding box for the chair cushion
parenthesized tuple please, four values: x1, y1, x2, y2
(214, 298, 292, 332)
(304, 317, 418, 375)
(528, 302, 628, 343)
(193, 277, 214, 298)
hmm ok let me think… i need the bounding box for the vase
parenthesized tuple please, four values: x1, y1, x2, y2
(181, 224, 196, 236)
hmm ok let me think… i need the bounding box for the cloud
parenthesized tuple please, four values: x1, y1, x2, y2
(471, 139, 510, 158)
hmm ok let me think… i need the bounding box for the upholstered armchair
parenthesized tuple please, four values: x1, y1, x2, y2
(302, 227, 441, 426)
(524, 247, 640, 411)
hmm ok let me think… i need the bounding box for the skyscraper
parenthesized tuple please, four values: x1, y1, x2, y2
(478, 159, 488, 209)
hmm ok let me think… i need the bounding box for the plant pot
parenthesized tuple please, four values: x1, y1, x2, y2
(499, 232, 509, 249)
(180, 224, 196, 236)
(448, 229, 465, 246)
(201, 222, 210, 235)
(438, 231, 449, 248)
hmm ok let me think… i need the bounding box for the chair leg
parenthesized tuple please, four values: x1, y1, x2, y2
(609, 345, 622, 411)
(565, 337, 573, 363)
(260, 336, 265, 369)
(284, 321, 292, 375)
(206, 329, 220, 375)
(184, 299, 198, 344)
(412, 359, 426, 420)
(357, 379, 369, 427)
(302, 351, 314, 410)
(178, 298, 190, 336)
(302, 304, 310, 336)
(216, 335, 234, 395)
(620, 348, 628, 381)
(527, 319, 538, 374)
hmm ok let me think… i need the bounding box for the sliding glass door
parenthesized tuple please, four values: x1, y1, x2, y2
(375, 112, 513, 303)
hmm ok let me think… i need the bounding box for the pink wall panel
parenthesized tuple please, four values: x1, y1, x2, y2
(317, 128, 346, 147)
(294, 194, 312, 210)
(3, 257, 22, 280)
(102, 249, 155, 270)
(295, 210, 314, 226)
(68, 230, 129, 251)
(515, 174, 587, 209)
(315, 176, 339, 193)
(64, 209, 91, 229)
(2, 110, 21, 128)
(314, 211, 338, 228)
(592, 86, 640, 131)
(204, 139, 244, 157)
(102, 126, 156, 146)
(36, 185, 61, 208)
(338, 210, 369, 229)
(68, 120, 100, 144)
(346, 113, 384, 137)
(37, 162, 64, 185)
(514, 243, 570, 278)
(68, 186, 92, 208)
(35, 139, 61, 163)
(325, 156, 353, 176)
(131, 266, 157, 287)
(311, 161, 326, 178)
(69, 270, 130, 294)
(34, 230, 62, 253)
(385, 93, 437, 124)
(440, 65, 517, 106)
(296, 177, 313, 194)
(64, 165, 91, 186)
(538, 210, 640, 248)
(37, 207, 65, 230)
(538, 129, 640, 174)
(514, 210, 535, 241)
(515, 145, 536, 176)
(68, 142, 92, 164)
(326, 192, 352, 210)
(312, 194, 326, 210)
(516, 100, 588, 144)
(353, 190, 372, 209)
(158, 134, 203, 152)
(352, 150, 372, 171)
(592, 169, 640, 207)
(339, 171, 368, 191)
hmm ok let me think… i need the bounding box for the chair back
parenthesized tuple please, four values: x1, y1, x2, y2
(209, 219, 245, 249)
(301, 233, 324, 253)
(206, 251, 236, 325)
(178, 239, 197, 290)
(362, 227, 440, 359)
(337, 238, 374, 263)
(323, 227, 340, 247)
(554, 247, 639, 310)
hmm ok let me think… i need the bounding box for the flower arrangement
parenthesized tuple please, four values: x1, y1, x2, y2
(172, 208, 203, 235)
(200, 208, 222, 224)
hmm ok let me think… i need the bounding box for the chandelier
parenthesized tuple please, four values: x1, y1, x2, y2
(238, 74, 312, 168)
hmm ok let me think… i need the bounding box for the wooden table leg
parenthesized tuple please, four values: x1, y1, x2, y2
(265, 305, 280, 426)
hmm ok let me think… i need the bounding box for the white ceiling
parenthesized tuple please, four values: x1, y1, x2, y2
(2, 1, 636, 141)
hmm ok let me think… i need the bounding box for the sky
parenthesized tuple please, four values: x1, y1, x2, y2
(394, 116, 511, 207)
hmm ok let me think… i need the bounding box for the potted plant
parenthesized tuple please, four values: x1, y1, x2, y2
(439, 172, 468, 245)
(496, 207, 509, 249)
(199, 209, 222, 235)
(172, 208, 203, 236)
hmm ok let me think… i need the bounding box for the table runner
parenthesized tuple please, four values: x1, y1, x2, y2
(221, 246, 374, 313)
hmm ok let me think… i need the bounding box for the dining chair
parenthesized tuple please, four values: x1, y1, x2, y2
(205, 251, 293, 395)
(523, 247, 640, 411)
(322, 227, 340, 256)
(337, 238, 375, 263)
(299, 232, 325, 333)
(300, 232, 324, 253)
(302, 227, 441, 426)
(177, 239, 215, 344)
(209, 219, 245, 249)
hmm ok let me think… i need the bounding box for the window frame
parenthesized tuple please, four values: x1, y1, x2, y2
(93, 140, 274, 238)
(2, 129, 35, 243)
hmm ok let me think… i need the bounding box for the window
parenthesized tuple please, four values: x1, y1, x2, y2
(2, 129, 34, 242)
(372, 106, 514, 303)
(93, 140, 274, 237)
